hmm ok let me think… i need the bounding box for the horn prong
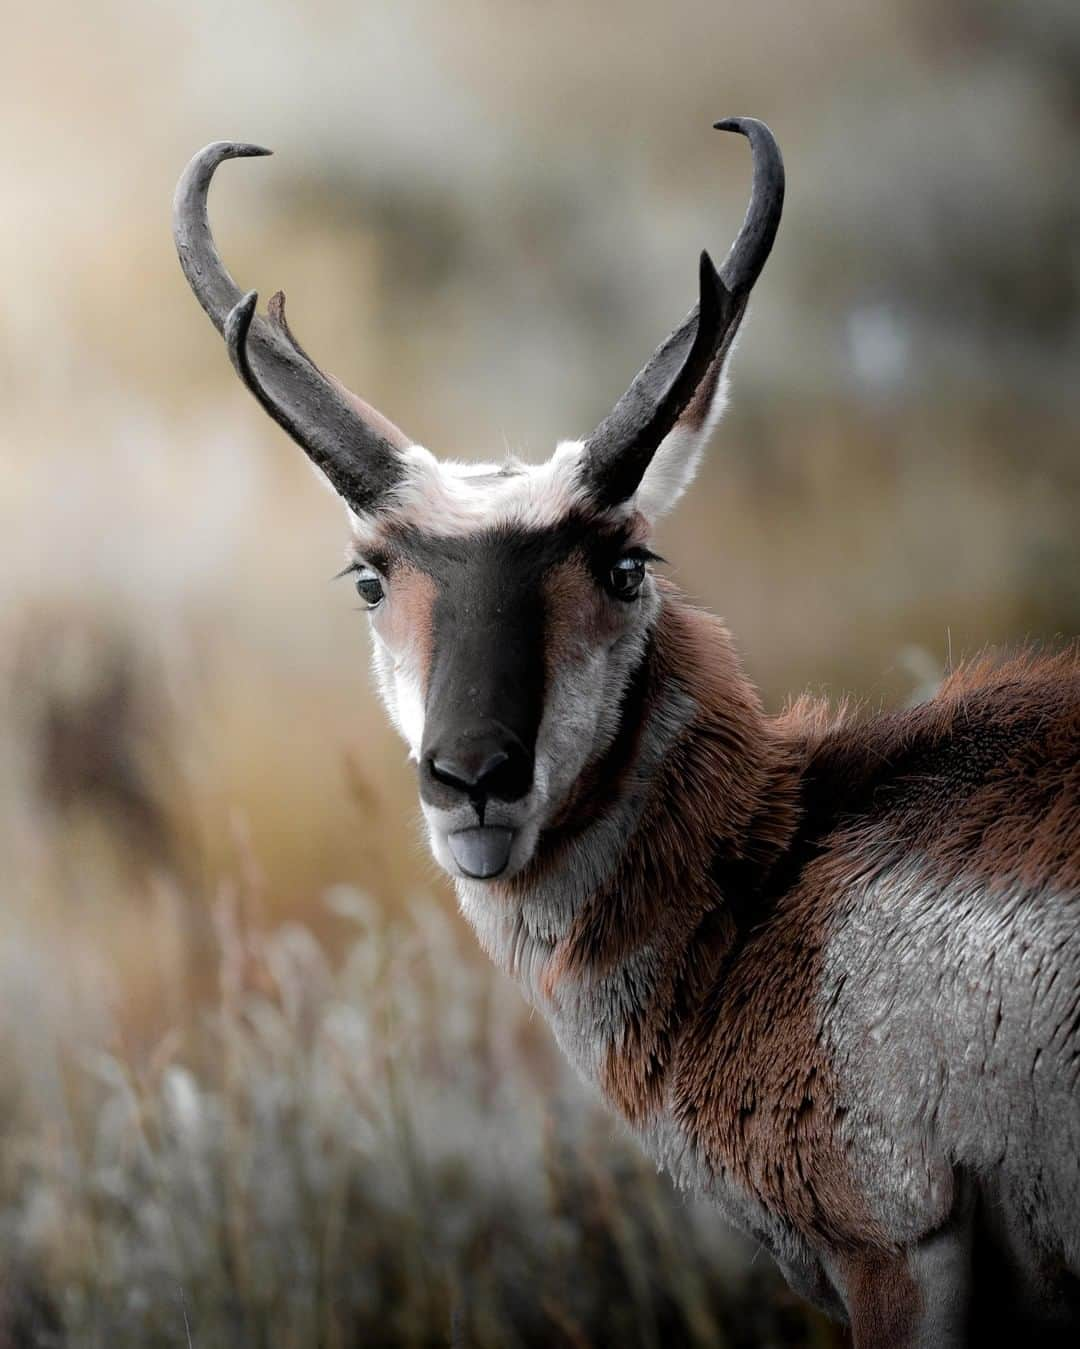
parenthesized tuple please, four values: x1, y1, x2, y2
(580, 117, 784, 508)
(173, 142, 409, 514)
(267, 289, 318, 370)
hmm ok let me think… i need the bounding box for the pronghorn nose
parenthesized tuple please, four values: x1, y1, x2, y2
(424, 732, 533, 806)
(431, 748, 508, 793)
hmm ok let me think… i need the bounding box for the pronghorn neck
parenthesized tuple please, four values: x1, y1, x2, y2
(455, 589, 802, 1118)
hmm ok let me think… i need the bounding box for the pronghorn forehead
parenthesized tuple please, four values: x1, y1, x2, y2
(354, 508, 653, 589)
(348, 440, 624, 548)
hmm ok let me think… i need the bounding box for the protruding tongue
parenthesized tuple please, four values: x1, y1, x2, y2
(448, 826, 514, 879)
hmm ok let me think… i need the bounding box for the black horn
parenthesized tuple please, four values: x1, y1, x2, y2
(580, 117, 784, 508)
(173, 141, 407, 514)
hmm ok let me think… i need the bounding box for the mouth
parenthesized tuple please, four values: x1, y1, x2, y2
(447, 826, 516, 879)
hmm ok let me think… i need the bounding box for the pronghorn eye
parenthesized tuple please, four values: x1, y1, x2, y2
(354, 567, 385, 609)
(607, 555, 647, 601)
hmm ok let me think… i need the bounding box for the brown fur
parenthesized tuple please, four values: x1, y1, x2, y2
(837, 1249, 921, 1347)
(374, 564, 437, 685)
(506, 592, 1080, 1263)
(679, 340, 730, 432)
(541, 556, 630, 672)
(511, 590, 805, 1126)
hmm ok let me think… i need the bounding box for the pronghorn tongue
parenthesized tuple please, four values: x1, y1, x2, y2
(448, 827, 514, 879)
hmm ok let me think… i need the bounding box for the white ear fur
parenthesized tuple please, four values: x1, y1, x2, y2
(634, 368, 731, 520)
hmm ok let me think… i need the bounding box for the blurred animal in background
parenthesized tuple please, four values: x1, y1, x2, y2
(176, 118, 1080, 1346)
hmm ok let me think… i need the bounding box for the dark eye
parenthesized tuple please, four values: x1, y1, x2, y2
(607, 555, 647, 600)
(354, 566, 385, 608)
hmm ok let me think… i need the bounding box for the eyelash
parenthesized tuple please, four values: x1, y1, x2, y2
(594, 546, 664, 578)
(338, 560, 386, 608)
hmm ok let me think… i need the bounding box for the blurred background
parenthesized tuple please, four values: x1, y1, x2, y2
(1, 0, 1078, 1343)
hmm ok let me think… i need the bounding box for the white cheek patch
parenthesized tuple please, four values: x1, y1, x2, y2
(532, 588, 659, 825)
(370, 631, 426, 760)
(533, 651, 609, 804)
(392, 666, 426, 760)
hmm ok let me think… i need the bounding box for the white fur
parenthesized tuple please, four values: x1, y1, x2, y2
(369, 629, 426, 760)
(350, 440, 597, 544)
(635, 368, 731, 519)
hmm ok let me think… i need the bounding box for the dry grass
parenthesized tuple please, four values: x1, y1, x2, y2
(0, 864, 839, 1348)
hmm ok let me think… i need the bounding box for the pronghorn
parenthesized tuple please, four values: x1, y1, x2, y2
(175, 120, 1080, 1345)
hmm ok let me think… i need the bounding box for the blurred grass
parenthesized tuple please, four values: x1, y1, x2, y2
(1, 0, 1077, 1341)
(0, 871, 840, 1348)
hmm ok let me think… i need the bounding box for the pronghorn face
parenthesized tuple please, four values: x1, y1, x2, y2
(174, 119, 784, 880)
(345, 444, 666, 880)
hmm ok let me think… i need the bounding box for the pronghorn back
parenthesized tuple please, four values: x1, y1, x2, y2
(175, 119, 1080, 1344)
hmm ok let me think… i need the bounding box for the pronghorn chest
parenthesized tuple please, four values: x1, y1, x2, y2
(460, 874, 761, 1188)
(459, 874, 667, 1082)
(456, 875, 850, 1313)
(528, 938, 840, 1301)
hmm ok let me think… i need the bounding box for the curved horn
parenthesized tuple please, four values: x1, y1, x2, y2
(580, 117, 784, 508)
(173, 141, 407, 514)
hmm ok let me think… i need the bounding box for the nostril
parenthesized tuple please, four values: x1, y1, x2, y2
(487, 746, 532, 802)
(425, 737, 533, 805)
(430, 749, 510, 795)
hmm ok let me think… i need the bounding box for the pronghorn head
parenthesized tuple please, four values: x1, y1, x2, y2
(175, 120, 784, 882)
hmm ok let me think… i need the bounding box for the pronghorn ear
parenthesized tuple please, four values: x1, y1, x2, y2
(634, 341, 733, 520)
